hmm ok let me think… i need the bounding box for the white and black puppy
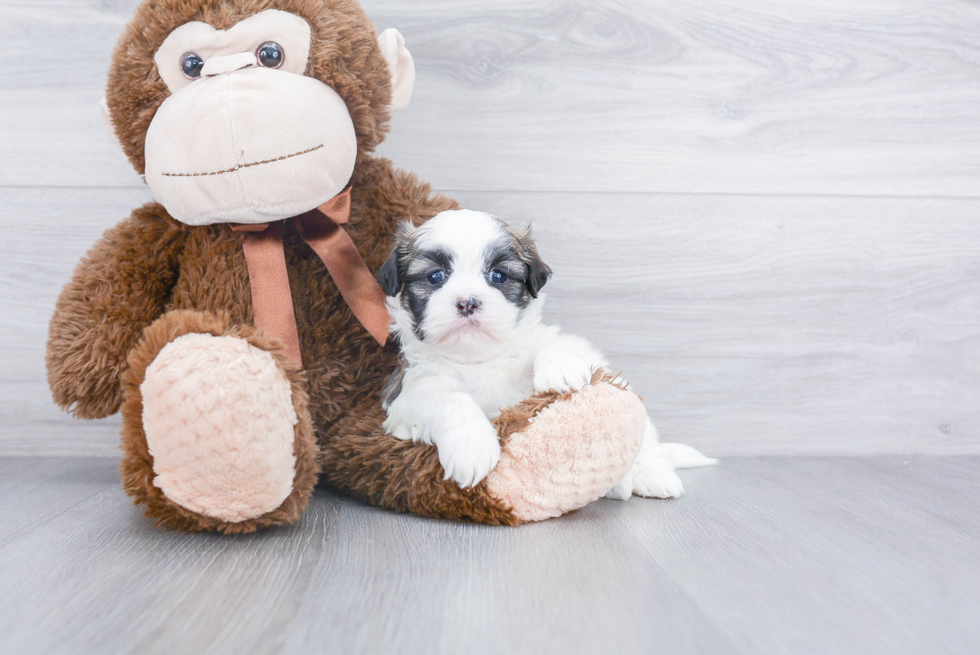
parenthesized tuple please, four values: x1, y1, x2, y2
(376, 209, 716, 496)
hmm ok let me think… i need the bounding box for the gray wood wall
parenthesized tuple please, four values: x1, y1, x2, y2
(1, 0, 978, 457)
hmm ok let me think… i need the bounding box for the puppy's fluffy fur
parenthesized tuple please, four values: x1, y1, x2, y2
(378, 209, 716, 495)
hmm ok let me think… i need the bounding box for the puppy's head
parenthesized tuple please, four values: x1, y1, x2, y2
(378, 209, 552, 356)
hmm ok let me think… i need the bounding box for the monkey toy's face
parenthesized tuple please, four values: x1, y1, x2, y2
(106, 2, 414, 226)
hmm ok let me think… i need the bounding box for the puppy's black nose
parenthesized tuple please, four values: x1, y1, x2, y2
(456, 297, 481, 317)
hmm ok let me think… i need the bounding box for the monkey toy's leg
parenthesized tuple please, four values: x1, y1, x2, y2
(119, 310, 320, 534)
(322, 371, 646, 525)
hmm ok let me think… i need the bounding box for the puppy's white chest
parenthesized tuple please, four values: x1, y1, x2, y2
(457, 358, 532, 418)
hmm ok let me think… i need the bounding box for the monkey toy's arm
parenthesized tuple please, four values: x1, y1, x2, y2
(47, 203, 186, 419)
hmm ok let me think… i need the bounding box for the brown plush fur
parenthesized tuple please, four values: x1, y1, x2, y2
(321, 403, 520, 526)
(120, 310, 320, 534)
(47, 205, 186, 419)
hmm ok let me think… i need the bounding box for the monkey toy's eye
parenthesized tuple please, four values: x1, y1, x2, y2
(427, 269, 446, 285)
(256, 42, 284, 69)
(181, 52, 205, 79)
(489, 270, 507, 284)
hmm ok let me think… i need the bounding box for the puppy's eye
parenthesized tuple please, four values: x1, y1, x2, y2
(181, 52, 205, 79)
(489, 269, 507, 284)
(256, 42, 284, 69)
(427, 269, 446, 285)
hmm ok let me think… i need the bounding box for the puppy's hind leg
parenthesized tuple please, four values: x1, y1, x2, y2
(608, 417, 686, 499)
(631, 452, 685, 499)
(605, 468, 635, 501)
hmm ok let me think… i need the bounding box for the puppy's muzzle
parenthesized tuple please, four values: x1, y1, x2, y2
(455, 297, 481, 317)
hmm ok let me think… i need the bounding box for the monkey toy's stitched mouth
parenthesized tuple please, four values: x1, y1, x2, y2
(161, 144, 325, 178)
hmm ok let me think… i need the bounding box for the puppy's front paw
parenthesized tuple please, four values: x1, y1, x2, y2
(533, 347, 593, 394)
(436, 416, 502, 488)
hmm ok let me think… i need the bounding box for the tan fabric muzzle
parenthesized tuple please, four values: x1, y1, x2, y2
(232, 187, 389, 365)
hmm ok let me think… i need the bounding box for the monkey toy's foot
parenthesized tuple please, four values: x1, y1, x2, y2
(485, 372, 647, 522)
(120, 311, 320, 534)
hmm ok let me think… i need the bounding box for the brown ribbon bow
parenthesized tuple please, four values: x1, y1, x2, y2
(232, 187, 389, 366)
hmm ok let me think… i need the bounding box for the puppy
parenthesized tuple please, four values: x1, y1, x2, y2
(376, 209, 716, 496)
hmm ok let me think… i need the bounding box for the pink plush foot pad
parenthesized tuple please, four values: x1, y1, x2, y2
(140, 333, 298, 522)
(486, 381, 646, 522)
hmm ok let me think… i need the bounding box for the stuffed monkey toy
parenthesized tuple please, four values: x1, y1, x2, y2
(46, 0, 647, 533)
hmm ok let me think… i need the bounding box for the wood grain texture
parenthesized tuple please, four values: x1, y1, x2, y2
(1, 0, 980, 195)
(0, 187, 150, 456)
(0, 457, 118, 549)
(3, 187, 977, 456)
(0, 456, 977, 654)
(378, 0, 980, 196)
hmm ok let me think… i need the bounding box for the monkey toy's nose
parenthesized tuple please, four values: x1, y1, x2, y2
(455, 297, 481, 317)
(201, 52, 257, 77)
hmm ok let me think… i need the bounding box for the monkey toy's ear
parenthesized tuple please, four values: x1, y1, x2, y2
(100, 97, 123, 151)
(377, 28, 415, 111)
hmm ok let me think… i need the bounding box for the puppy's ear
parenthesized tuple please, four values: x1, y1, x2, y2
(512, 225, 552, 297)
(376, 249, 401, 296)
(376, 221, 416, 296)
(525, 248, 552, 297)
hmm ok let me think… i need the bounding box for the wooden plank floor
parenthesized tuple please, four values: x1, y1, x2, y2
(0, 456, 977, 655)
